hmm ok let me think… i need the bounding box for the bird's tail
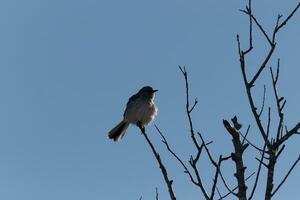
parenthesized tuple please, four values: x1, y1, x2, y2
(108, 120, 130, 141)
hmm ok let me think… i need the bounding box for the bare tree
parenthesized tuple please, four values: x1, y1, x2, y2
(137, 0, 300, 199)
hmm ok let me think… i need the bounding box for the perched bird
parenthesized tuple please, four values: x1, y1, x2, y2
(108, 86, 158, 141)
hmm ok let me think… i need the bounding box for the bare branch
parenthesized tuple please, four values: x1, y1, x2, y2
(275, 145, 285, 160)
(210, 155, 223, 199)
(223, 119, 248, 200)
(189, 156, 210, 200)
(216, 187, 223, 200)
(270, 64, 286, 143)
(265, 149, 277, 200)
(255, 157, 268, 168)
(218, 172, 255, 200)
(258, 85, 266, 117)
(249, 45, 276, 87)
(276, 122, 300, 147)
(237, 34, 242, 56)
(138, 125, 176, 200)
(235, 1, 300, 199)
(178, 66, 211, 199)
(242, 125, 250, 145)
(275, 59, 280, 85)
(189, 98, 198, 113)
(178, 66, 201, 150)
(267, 107, 271, 137)
(244, 0, 253, 54)
(197, 133, 236, 199)
(154, 124, 199, 186)
(275, 2, 300, 33)
(271, 155, 300, 197)
(237, 35, 271, 146)
(272, 14, 283, 42)
(240, 9, 273, 46)
(239, 128, 264, 152)
(249, 142, 268, 200)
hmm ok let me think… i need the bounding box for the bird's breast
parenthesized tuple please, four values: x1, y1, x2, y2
(124, 100, 158, 125)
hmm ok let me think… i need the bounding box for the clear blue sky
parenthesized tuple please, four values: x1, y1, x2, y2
(0, 0, 299, 199)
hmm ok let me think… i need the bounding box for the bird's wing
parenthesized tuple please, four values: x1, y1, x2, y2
(123, 93, 139, 117)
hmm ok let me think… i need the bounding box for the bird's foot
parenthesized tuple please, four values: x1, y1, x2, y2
(137, 121, 145, 133)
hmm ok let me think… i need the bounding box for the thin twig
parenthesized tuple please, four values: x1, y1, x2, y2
(138, 125, 176, 200)
(276, 122, 300, 147)
(244, 0, 253, 54)
(216, 187, 223, 200)
(249, 46, 276, 87)
(258, 85, 266, 117)
(275, 2, 300, 33)
(198, 133, 235, 199)
(271, 155, 300, 197)
(218, 172, 255, 200)
(155, 124, 199, 186)
(239, 128, 264, 152)
(249, 142, 268, 200)
(179, 66, 201, 150)
(178, 66, 211, 199)
(156, 187, 159, 200)
(240, 9, 273, 46)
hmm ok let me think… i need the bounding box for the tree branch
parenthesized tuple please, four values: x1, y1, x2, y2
(271, 155, 300, 197)
(223, 119, 248, 200)
(248, 142, 268, 200)
(155, 124, 199, 186)
(138, 125, 176, 200)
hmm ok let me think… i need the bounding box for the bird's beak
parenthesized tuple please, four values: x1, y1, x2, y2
(153, 89, 158, 93)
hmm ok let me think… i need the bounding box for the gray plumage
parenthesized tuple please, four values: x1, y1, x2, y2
(108, 86, 158, 141)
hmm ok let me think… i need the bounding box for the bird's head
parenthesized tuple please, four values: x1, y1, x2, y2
(138, 86, 158, 100)
(139, 86, 158, 93)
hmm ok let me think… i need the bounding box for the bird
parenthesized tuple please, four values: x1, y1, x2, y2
(108, 86, 158, 141)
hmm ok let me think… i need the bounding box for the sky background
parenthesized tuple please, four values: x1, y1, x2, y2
(0, 0, 299, 199)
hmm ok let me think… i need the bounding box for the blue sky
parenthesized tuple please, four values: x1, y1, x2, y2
(0, 0, 299, 199)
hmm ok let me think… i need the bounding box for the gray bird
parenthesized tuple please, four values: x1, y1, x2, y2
(108, 86, 158, 141)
